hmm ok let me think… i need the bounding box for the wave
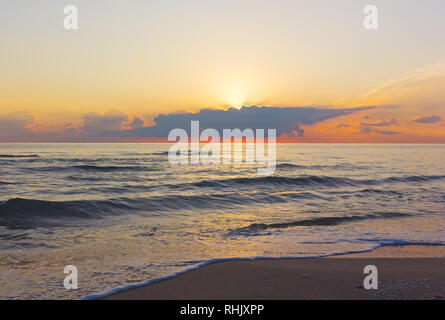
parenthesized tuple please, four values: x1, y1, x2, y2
(327, 188, 404, 197)
(186, 174, 445, 190)
(0, 189, 338, 227)
(151, 151, 169, 156)
(357, 238, 445, 246)
(1, 173, 441, 226)
(227, 212, 410, 236)
(71, 165, 154, 172)
(276, 163, 306, 169)
(0, 154, 39, 158)
(383, 175, 445, 183)
(191, 175, 357, 189)
(0, 198, 132, 220)
(28, 165, 159, 173)
(276, 163, 370, 171)
(0, 192, 290, 225)
(151, 150, 200, 156)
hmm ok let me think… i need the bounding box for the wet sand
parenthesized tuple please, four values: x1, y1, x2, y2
(102, 246, 445, 300)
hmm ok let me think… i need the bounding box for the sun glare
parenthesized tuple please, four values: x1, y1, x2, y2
(226, 91, 246, 109)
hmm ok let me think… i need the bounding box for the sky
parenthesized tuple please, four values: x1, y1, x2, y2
(0, 0, 444, 142)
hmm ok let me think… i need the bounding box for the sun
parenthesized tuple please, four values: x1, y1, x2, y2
(226, 91, 246, 109)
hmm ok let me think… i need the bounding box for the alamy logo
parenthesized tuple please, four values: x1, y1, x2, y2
(64, 5, 79, 30)
(64, 265, 78, 290)
(168, 121, 277, 176)
(363, 5, 378, 30)
(363, 265, 378, 290)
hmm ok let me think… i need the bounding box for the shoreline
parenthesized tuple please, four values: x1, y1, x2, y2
(90, 245, 445, 300)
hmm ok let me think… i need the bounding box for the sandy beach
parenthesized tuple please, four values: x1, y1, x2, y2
(102, 246, 445, 300)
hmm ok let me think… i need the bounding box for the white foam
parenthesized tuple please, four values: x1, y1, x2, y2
(81, 245, 381, 300)
(81, 239, 445, 300)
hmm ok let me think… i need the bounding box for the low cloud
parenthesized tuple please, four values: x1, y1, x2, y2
(59, 111, 147, 140)
(360, 127, 401, 135)
(360, 118, 398, 127)
(127, 116, 145, 129)
(0, 106, 373, 141)
(0, 111, 36, 141)
(359, 117, 401, 136)
(81, 110, 129, 136)
(116, 105, 373, 139)
(413, 115, 443, 124)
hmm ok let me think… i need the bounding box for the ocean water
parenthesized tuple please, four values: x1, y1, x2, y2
(0, 143, 444, 299)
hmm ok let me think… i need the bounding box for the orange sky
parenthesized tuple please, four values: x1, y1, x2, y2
(0, 1, 444, 142)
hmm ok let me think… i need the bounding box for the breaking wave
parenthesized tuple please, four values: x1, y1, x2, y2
(227, 212, 411, 236)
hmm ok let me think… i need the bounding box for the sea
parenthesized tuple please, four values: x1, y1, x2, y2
(0, 143, 444, 299)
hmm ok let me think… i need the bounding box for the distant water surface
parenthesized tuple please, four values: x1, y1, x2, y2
(0, 143, 444, 299)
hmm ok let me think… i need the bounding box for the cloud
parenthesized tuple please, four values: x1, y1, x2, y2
(373, 129, 401, 135)
(127, 116, 145, 129)
(360, 62, 445, 115)
(81, 110, 129, 136)
(336, 124, 350, 129)
(360, 127, 401, 135)
(0, 106, 374, 141)
(0, 111, 36, 140)
(360, 118, 398, 127)
(114, 105, 374, 139)
(358, 116, 401, 136)
(413, 115, 443, 124)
